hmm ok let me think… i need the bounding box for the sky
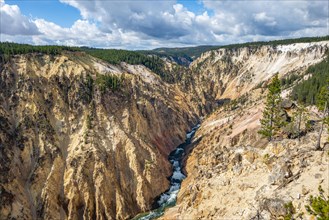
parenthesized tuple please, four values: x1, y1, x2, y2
(0, 0, 328, 50)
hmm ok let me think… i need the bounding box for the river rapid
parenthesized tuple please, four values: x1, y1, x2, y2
(133, 124, 200, 220)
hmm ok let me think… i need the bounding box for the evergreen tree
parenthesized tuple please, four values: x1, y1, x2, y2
(315, 82, 329, 150)
(291, 53, 329, 105)
(258, 74, 283, 141)
(292, 103, 309, 142)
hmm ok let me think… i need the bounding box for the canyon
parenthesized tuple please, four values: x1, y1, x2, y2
(1, 40, 329, 220)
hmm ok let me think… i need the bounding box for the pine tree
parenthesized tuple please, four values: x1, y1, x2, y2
(315, 82, 329, 150)
(292, 103, 308, 142)
(258, 74, 283, 141)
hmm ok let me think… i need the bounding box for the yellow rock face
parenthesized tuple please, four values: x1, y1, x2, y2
(161, 41, 329, 220)
(1, 41, 329, 220)
(0, 53, 198, 219)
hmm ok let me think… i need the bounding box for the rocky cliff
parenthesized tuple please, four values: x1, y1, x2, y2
(160, 41, 329, 219)
(187, 42, 328, 108)
(0, 53, 198, 219)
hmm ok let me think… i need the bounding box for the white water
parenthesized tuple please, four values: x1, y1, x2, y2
(136, 124, 200, 220)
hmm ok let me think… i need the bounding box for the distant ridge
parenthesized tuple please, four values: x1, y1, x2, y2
(140, 35, 329, 65)
(1, 35, 328, 66)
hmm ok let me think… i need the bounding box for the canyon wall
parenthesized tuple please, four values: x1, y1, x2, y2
(1, 40, 328, 220)
(188, 42, 328, 104)
(162, 41, 329, 219)
(0, 53, 198, 219)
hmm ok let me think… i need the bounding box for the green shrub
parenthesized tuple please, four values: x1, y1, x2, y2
(83, 74, 94, 103)
(281, 73, 301, 89)
(95, 74, 122, 92)
(86, 114, 92, 130)
(263, 153, 270, 164)
(305, 185, 329, 220)
(284, 201, 296, 220)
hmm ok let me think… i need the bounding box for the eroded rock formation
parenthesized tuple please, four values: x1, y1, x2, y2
(161, 41, 329, 219)
(0, 53, 198, 219)
(1, 40, 329, 220)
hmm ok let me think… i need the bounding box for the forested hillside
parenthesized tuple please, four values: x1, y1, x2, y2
(82, 48, 175, 82)
(0, 43, 175, 83)
(291, 52, 329, 105)
(2, 35, 328, 66)
(0, 42, 80, 62)
(1, 36, 328, 84)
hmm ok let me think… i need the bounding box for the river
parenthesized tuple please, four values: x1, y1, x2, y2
(133, 124, 200, 220)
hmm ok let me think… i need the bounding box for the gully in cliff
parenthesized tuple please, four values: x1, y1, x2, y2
(133, 124, 200, 220)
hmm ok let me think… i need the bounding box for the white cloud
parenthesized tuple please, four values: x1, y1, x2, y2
(34, 19, 103, 41)
(0, 0, 328, 49)
(253, 12, 277, 27)
(0, 0, 39, 35)
(202, 0, 328, 37)
(33, 19, 147, 48)
(60, 0, 180, 38)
